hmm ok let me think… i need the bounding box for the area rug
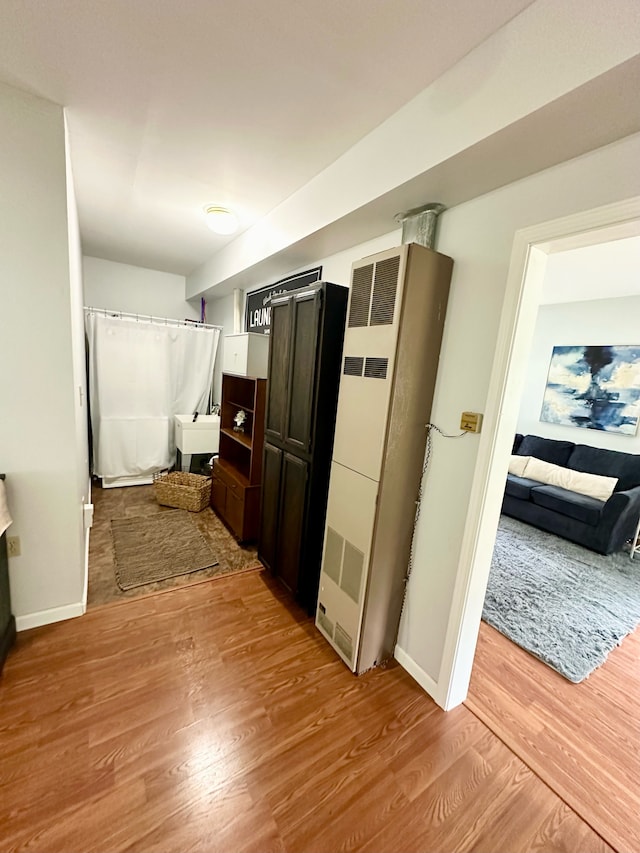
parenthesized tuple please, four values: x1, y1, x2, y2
(111, 510, 218, 590)
(482, 515, 640, 682)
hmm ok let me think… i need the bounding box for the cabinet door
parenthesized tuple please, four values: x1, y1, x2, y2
(284, 289, 321, 453)
(276, 453, 309, 594)
(264, 299, 291, 442)
(258, 442, 283, 571)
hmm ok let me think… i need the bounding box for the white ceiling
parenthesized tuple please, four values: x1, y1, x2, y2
(541, 236, 640, 305)
(0, 0, 536, 275)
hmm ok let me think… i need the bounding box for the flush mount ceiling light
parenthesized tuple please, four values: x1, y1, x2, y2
(204, 205, 238, 235)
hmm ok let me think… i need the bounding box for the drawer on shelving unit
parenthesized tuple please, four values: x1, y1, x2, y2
(225, 489, 244, 538)
(210, 473, 227, 515)
(215, 458, 249, 490)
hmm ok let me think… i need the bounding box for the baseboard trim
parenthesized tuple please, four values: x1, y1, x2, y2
(394, 644, 453, 710)
(82, 526, 90, 609)
(16, 602, 86, 632)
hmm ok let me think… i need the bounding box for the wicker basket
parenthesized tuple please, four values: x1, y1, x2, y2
(153, 471, 211, 512)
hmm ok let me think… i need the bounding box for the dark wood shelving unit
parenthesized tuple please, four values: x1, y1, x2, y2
(210, 374, 266, 542)
(220, 426, 252, 450)
(228, 399, 255, 412)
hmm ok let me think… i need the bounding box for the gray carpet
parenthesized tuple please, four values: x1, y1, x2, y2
(483, 516, 640, 682)
(111, 510, 218, 590)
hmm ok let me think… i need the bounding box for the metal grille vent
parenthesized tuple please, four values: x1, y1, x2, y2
(322, 527, 343, 584)
(340, 542, 364, 604)
(334, 623, 354, 663)
(343, 356, 364, 377)
(364, 357, 388, 379)
(348, 265, 373, 327)
(317, 609, 334, 640)
(370, 255, 400, 325)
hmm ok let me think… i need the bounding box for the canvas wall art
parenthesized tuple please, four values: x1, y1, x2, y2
(541, 345, 640, 435)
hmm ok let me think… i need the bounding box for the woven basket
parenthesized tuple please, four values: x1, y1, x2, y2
(153, 471, 211, 512)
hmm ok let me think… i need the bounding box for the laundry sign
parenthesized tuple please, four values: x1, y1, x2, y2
(245, 267, 322, 335)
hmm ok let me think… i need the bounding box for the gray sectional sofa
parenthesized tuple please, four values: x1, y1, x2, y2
(503, 434, 640, 554)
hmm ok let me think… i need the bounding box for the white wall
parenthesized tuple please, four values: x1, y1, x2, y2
(203, 139, 640, 705)
(83, 256, 199, 321)
(517, 296, 640, 454)
(206, 231, 403, 404)
(315, 231, 402, 286)
(65, 114, 92, 606)
(0, 82, 87, 628)
(395, 133, 640, 696)
(206, 293, 236, 406)
(541, 237, 640, 304)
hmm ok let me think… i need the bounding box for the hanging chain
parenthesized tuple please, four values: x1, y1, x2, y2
(400, 422, 467, 614)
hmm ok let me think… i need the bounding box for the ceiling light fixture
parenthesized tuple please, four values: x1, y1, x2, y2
(204, 205, 238, 235)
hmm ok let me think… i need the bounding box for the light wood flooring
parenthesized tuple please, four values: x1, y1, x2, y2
(0, 570, 613, 853)
(467, 621, 640, 853)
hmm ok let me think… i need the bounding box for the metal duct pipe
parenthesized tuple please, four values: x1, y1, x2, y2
(395, 202, 446, 250)
(233, 288, 243, 333)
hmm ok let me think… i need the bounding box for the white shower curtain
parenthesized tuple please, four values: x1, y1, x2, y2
(86, 313, 220, 479)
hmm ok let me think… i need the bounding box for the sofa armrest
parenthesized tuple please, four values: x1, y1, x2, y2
(599, 486, 640, 553)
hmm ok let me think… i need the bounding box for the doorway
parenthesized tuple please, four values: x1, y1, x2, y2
(441, 198, 640, 851)
(439, 196, 640, 706)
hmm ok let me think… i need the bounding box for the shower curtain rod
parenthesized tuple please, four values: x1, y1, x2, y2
(84, 306, 223, 331)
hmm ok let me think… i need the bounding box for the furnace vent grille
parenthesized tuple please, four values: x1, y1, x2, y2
(348, 265, 373, 328)
(317, 609, 334, 640)
(323, 527, 344, 584)
(343, 356, 364, 377)
(341, 542, 364, 603)
(370, 255, 399, 325)
(334, 623, 354, 663)
(364, 357, 389, 379)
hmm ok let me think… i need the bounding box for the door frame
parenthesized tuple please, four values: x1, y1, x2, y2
(436, 196, 640, 710)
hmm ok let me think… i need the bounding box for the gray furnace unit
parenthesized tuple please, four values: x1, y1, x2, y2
(315, 242, 453, 673)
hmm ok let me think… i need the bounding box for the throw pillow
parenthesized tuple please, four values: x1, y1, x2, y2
(508, 455, 530, 478)
(524, 456, 618, 502)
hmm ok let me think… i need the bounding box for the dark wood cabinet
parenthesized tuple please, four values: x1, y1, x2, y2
(259, 443, 283, 570)
(210, 374, 266, 542)
(258, 282, 348, 612)
(264, 300, 291, 442)
(276, 453, 309, 594)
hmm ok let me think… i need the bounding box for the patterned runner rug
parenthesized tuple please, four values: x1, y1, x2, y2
(111, 509, 218, 590)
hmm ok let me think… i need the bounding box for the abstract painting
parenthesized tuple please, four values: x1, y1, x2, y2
(541, 345, 640, 435)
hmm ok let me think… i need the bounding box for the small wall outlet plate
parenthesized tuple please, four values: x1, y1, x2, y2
(7, 536, 21, 557)
(460, 412, 483, 433)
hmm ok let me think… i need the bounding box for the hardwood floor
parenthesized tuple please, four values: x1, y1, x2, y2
(467, 621, 640, 853)
(0, 572, 612, 853)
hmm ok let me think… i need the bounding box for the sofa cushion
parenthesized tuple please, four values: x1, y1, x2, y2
(513, 434, 524, 454)
(567, 444, 640, 492)
(508, 455, 530, 477)
(524, 457, 618, 502)
(516, 434, 575, 467)
(531, 485, 604, 527)
(505, 474, 541, 500)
